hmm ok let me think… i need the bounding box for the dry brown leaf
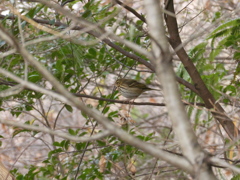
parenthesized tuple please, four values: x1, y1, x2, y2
(99, 155, 107, 173)
(127, 159, 136, 175)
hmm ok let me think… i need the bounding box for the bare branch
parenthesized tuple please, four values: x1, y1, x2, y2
(209, 157, 240, 174)
(164, 0, 240, 140)
(144, 0, 216, 178)
(0, 118, 110, 142)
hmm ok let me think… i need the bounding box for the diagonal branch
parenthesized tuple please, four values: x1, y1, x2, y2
(0, 14, 199, 94)
(0, 22, 194, 174)
(114, 0, 146, 22)
(164, 0, 239, 140)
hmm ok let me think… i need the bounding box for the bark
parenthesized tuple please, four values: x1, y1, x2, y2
(164, 0, 239, 140)
(0, 162, 14, 180)
(144, 0, 216, 179)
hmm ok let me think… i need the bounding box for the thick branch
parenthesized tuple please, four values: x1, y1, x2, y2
(164, 0, 239, 140)
(144, 0, 216, 178)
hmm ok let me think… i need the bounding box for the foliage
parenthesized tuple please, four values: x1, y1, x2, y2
(0, 0, 239, 179)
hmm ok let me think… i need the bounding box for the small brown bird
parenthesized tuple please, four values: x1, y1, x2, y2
(114, 78, 159, 99)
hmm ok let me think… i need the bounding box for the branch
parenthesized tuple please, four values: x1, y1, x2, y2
(0, 78, 205, 107)
(115, 0, 146, 22)
(0, 118, 110, 142)
(144, 0, 216, 178)
(0, 14, 199, 94)
(164, 0, 239, 140)
(0, 25, 193, 173)
(209, 157, 240, 174)
(74, 93, 206, 106)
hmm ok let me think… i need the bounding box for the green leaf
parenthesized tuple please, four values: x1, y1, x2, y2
(234, 52, 240, 60)
(231, 174, 240, 180)
(48, 148, 63, 158)
(76, 142, 87, 151)
(88, 48, 97, 57)
(102, 106, 110, 114)
(53, 142, 61, 147)
(108, 111, 118, 118)
(97, 140, 106, 146)
(65, 104, 73, 112)
(25, 5, 45, 18)
(82, 10, 92, 18)
(68, 128, 77, 135)
(209, 18, 240, 38)
(12, 128, 28, 137)
(63, 140, 70, 150)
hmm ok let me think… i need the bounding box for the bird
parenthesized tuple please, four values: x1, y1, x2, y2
(114, 78, 159, 100)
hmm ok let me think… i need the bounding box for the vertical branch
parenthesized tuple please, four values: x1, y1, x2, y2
(14, 3, 29, 82)
(144, 0, 216, 178)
